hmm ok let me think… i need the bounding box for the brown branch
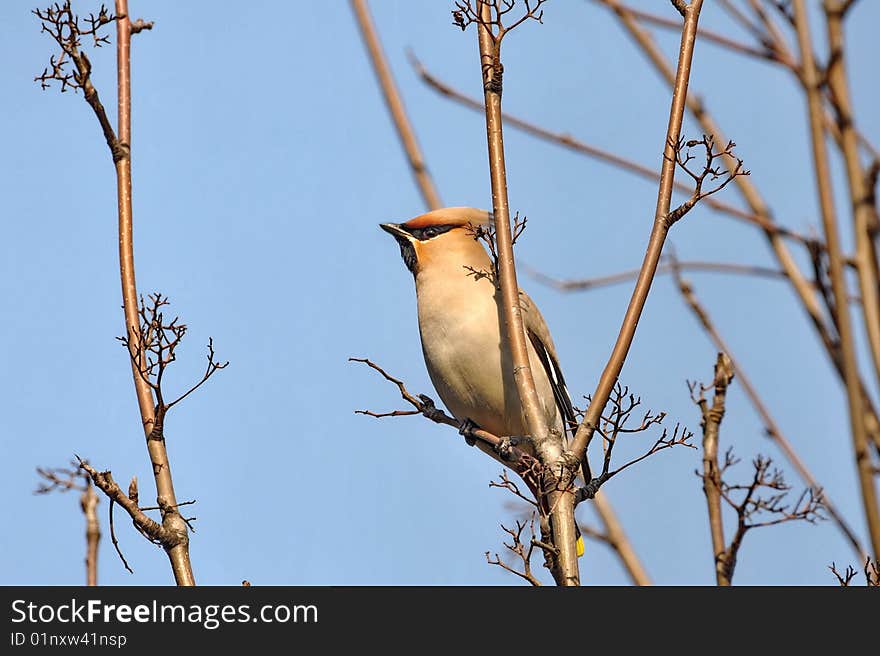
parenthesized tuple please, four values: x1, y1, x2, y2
(667, 135, 749, 224)
(596, 0, 836, 372)
(77, 457, 188, 561)
(408, 51, 821, 249)
(596, 0, 797, 69)
(81, 482, 100, 585)
(489, 470, 539, 507)
(350, 0, 442, 210)
(485, 515, 543, 586)
(829, 562, 858, 586)
(600, 0, 880, 460)
(576, 384, 695, 501)
(829, 556, 880, 586)
(671, 258, 867, 560)
(33, 1, 196, 584)
(33, 2, 125, 162)
(691, 353, 735, 585)
(349, 357, 539, 474)
(129, 18, 153, 34)
(823, 1, 880, 397)
(465, 0, 579, 585)
(571, 0, 706, 484)
(108, 498, 134, 574)
(866, 557, 880, 586)
(528, 258, 796, 293)
(716, 452, 825, 584)
(793, 0, 880, 559)
(113, 0, 198, 585)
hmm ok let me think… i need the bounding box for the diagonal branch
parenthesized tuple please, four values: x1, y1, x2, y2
(570, 0, 707, 476)
(408, 51, 821, 250)
(792, 0, 879, 560)
(350, 0, 442, 210)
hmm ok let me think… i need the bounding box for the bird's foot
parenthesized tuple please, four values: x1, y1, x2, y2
(495, 436, 524, 461)
(459, 418, 480, 446)
(418, 394, 447, 423)
(575, 476, 605, 505)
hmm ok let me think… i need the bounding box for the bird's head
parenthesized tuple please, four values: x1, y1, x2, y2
(380, 207, 492, 276)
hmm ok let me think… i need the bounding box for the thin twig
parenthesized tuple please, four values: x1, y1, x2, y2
(109, 498, 134, 574)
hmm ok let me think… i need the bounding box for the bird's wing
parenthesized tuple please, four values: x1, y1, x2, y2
(521, 290, 590, 557)
(519, 291, 578, 438)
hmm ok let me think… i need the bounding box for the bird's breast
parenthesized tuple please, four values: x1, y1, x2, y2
(415, 274, 524, 437)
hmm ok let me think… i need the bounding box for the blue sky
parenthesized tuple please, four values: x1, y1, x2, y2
(1, 0, 878, 585)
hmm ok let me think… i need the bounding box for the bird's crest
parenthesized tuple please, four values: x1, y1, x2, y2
(403, 207, 491, 230)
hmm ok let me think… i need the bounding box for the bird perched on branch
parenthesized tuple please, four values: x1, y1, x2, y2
(380, 206, 585, 555)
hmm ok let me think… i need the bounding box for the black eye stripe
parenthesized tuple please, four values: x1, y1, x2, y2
(400, 224, 455, 241)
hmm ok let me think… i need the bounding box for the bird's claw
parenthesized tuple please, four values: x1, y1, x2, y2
(418, 394, 446, 423)
(495, 436, 522, 461)
(575, 479, 601, 504)
(459, 418, 479, 446)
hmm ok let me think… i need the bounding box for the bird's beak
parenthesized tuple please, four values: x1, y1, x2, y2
(379, 223, 411, 241)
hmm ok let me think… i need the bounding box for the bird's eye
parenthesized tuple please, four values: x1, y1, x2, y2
(423, 226, 439, 238)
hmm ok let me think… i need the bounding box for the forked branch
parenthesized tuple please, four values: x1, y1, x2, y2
(485, 514, 544, 586)
(576, 385, 695, 502)
(666, 135, 749, 224)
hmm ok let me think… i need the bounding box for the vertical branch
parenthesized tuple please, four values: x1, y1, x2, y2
(114, 0, 194, 585)
(474, 0, 578, 586)
(823, 1, 880, 389)
(570, 0, 705, 466)
(350, 0, 443, 210)
(695, 353, 734, 586)
(793, 0, 880, 559)
(672, 265, 866, 559)
(80, 481, 100, 586)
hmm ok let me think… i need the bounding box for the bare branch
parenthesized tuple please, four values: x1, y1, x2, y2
(108, 499, 134, 574)
(33, 1, 123, 160)
(667, 135, 750, 224)
(576, 384, 695, 502)
(349, 357, 540, 475)
(129, 18, 153, 34)
(35, 461, 101, 584)
(117, 294, 227, 416)
(409, 50, 820, 249)
(792, 0, 880, 557)
(829, 562, 857, 586)
(692, 352, 735, 585)
(485, 515, 543, 586)
(350, 0, 442, 210)
(670, 257, 866, 559)
(528, 258, 793, 294)
(489, 470, 539, 507)
(570, 0, 707, 481)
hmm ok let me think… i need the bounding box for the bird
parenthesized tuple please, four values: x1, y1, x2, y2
(380, 206, 586, 555)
